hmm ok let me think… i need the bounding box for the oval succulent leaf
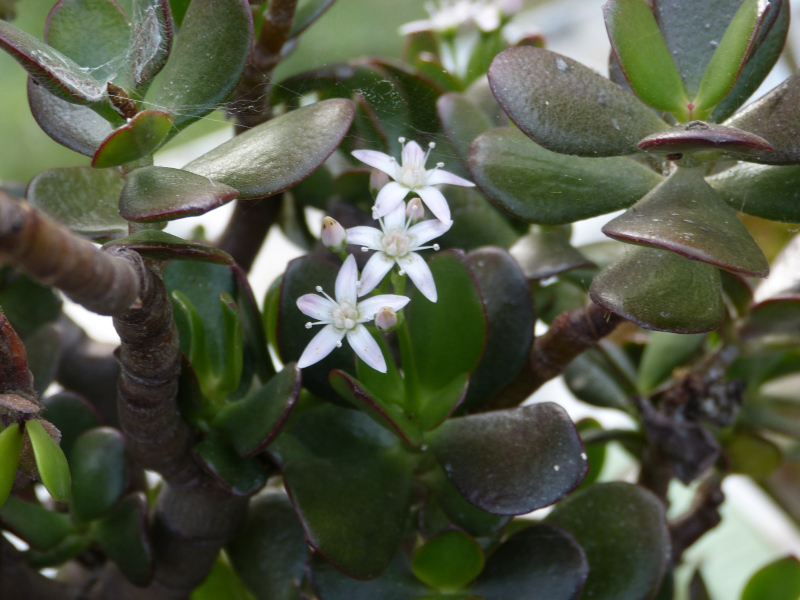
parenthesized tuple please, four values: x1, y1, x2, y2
(412, 529, 485, 593)
(428, 403, 588, 515)
(0, 424, 23, 508)
(69, 427, 130, 522)
(741, 556, 800, 600)
(25, 419, 71, 503)
(102, 230, 234, 265)
(637, 121, 773, 155)
(708, 163, 800, 222)
(546, 482, 670, 600)
(92, 492, 153, 586)
(309, 551, 429, 600)
(469, 127, 663, 225)
(193, 435, 268, 496)
(601, 167, 769, 277)
(0, 496, 74, 550)
(603, 0, 688, 116)
(151, 0, 252, 131)
(92, 110, 174, 168)
(119, 166, 238, 222)
(184, 99, 356, 200)
(28, 78, 113, 156)
(129, 0, 173, 89)
(692, 0, 769, 116)
(487, 47, 668, 157)
(590, 245, 726, 333)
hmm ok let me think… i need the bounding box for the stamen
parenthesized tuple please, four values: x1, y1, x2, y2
(433, 244, 440, 251)
(398, 137, 406, 143)
(315, 286, 336, 303)
(361, 247, 368, 252)
(399, 269, 406, 276)
(428, 142, 435, 148)
(436, 162, 444, 168)
(336, 341, 343, 348)
(315, 286, 323, 292)
(305, 322, 312, 329)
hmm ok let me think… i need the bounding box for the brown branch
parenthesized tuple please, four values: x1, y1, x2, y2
(479, 302, 624, 411)
(0, 191, 140, 316)
(669, 476, 724, 562)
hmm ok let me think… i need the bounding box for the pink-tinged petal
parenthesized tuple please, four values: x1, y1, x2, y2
(399, 253, 437, 302)
(346, 325, 387, 373)
(374, 181, 410, 218)
(416, 186, 451, 224)
(351, 149, 398, 178)
(297, 324, 346, 369)
(296, 294, 336, 320)
(426, 169, 475, 187)
(402, 141, 425, 165)
(408, 218, 452, 246)
(345, 226, 382, 249)
(358, 252, 394, 297)
(335, 254, 359, 306)
(383, 201, 407, 231)
(358, 294, 411, 317)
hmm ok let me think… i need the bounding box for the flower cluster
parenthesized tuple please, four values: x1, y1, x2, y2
(296, 139, 475, 372)
(400, 0, 522, 35)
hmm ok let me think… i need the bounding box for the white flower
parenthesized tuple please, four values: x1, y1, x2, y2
(352, 138, 475, 224)
(347, 201, 451, 302)
(296, 255, 409, 372)
(399, 0, 520, 35)
(321, 216, 347, 251)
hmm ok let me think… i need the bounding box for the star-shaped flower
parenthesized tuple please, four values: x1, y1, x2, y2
(296, 255, 410, 372)
(352, 138, 475, 224)
(347, 201, 451, 302)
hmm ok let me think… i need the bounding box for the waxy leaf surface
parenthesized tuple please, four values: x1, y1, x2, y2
(638, 331, 706, 392)
(185, 100, 354, 200)
(637, 121, 772, 155)
(102, 230, 234, 265)
(193, 435, 268, 496)
(0, 425, 23, 508)
(42, 392, 102, 460)
(741, 556, 800, 600)
(309, 551, 428, 600)
(28, 167, 127, 240)
(510, 226, 593, 281)
(412, 529, 484, 592)
(563, 344, 636, 410)
(69, 427, 129, 522)
(471, 523, 588, 600)
(709, 163, 800, 222)
(604, 0, 687, 115)
(129, 0, 173, 89)
(152, 0, 252, 130)
(546, 482, 670, 600)
(26, 419, 71, 503)
(0, 496, 74, 550)
(120, 167, 238, 222)
(92, 492, 152, 586)
(428, 403, 587, 515)
(590, 245, 725, 333)
(602, 167, 769, 277)
(488, 47, 668, 156)
(92, 110, 173, 168)
(469, 127, 663, 224)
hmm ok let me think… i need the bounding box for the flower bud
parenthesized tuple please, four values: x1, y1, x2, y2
(406, 197, 425, 223)
(375, 306, 398, 331)
(369, 168, 391, 198)
(321, 217, 347, 251)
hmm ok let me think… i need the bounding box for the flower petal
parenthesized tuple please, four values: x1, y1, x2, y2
(408, 218, 452, 246)
(346, 325, 387, 373)
(426, 168, 475, 187)
(335, 254, 359, 307)
(351, 150, 398, 178)
(416, 186, 452, 223)
(296, 294, 336, 320)
(358, 252, 395, 297)
(402, 141, 425, 166)
(358, 294, 411, 317)
(297, 324, 346, 369)
(399, 253, 438, 302)
(374, 181, 410, 218)
(345, 225, 382, 249)
(383, 201, 407, 231)
(399, 19, 433, 35)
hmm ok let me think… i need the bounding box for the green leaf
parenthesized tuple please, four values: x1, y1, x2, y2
(576, 419, 607, 489)
(693, 0, 766, 116)
(309, 551, 428, 600)
(269, 404, 416, 580)
(92, 492, 153, 586)
(191, 555, 257, 600)
(289, 0, 338, 38)
(412, 530, 484, 593)
(563, 344, 636, 410)
(638, 331, 706, 393)
(92, 110, 173, 168)
(45, 0, 132, 87)
(468, 127, 663, 225)
(437, 92, 493, 165)
(227, 490, 308, 600)
(28, 167, 127, 240)
(102, 230, 235, 265)
(41, 392, 102, 462)
(152, 0, 252, 130)
(184, 99, 355, 200)
(26, 419, 71, 503)
(471, 523, 588, 600)
(213, 364, 301, 457)
(603, 0, 688, 116)
(24, 324, 62, 396)
(725, 432, 781, 479)
(590, 245, 725, 333)
(741, 556, 800, 600)
(509, 226, 593, 281)
(546, 482, 670, 600)
(408, 251, 486, 424)
(0, 496, 74, 550)
(742, 297, 800, 347)
(193, 435, 268, 496)
(427, 403, 588, 515)
(637, 121, 773, 156)
(602, 167, 769, 278)
(69, 427, 129, 522)
(129, 0, 173, 90)
(0, 424, 23, 507)
(120, 167, 239, 222)
(26, 533, 89, 567)
(709, 163, 800, 222)
(462, 247, 535, 409)
(0, 271, 62, 340)
(487, 47, 668, 156)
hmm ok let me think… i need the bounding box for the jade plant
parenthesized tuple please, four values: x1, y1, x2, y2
(1, 0, 800, 598)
